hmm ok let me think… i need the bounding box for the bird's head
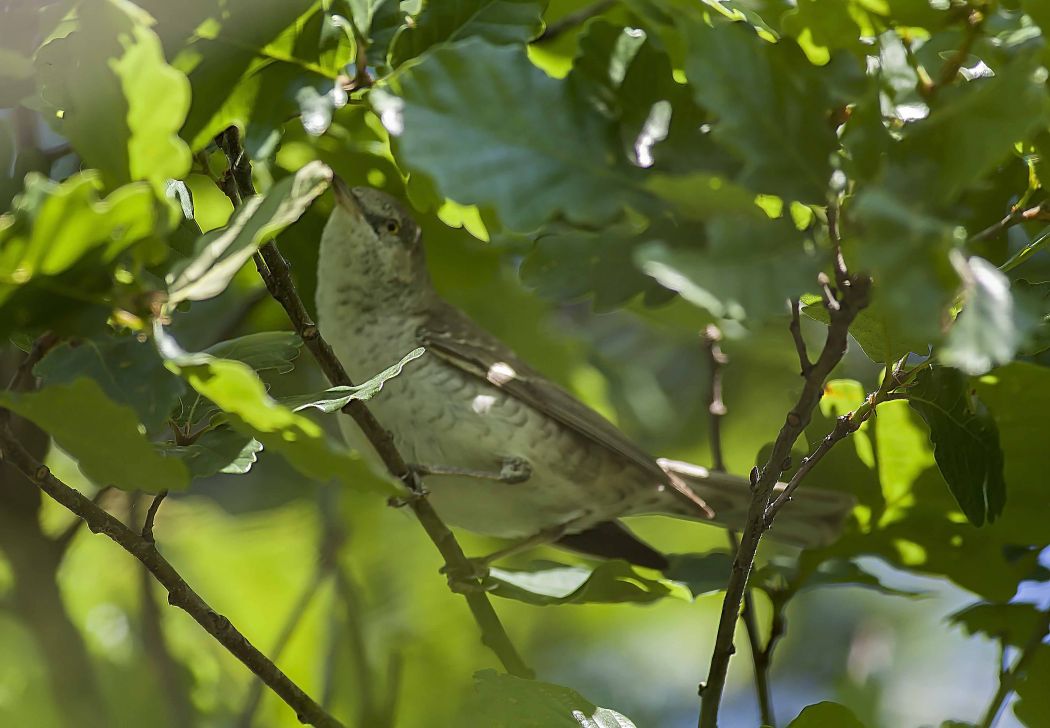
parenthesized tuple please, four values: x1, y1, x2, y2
(322, 178, 427, 288)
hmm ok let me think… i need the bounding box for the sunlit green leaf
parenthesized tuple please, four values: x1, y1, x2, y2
(158, 427, 263, 478)
(280, 347, 425, 413)
(166, 161, 332, 303)
(0, 378, 189, 493)
(942, 256, 1022, 375)
(34, 0, 191, 190)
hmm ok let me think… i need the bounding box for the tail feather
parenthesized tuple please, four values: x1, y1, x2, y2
(652, 458, 856, 549)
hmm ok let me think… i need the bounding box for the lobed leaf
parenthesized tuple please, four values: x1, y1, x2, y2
(906, 367, 1006, 527)
(166, 161, 332, 303)
(0, 378, 189, 493)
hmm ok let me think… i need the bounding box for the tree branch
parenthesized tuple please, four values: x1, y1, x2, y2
(703, 326, 775, 726)
(0, 432, 344, 728)
(214, 127, 532, 679)
(698, 252, 871, 727)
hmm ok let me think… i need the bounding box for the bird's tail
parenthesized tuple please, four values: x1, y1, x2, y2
(652, 458, 856, 549)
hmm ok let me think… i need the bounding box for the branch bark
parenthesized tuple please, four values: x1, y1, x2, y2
(214, 127, 532, 679)
(703, 327, 775, 726)
(698, 252, 871, 727)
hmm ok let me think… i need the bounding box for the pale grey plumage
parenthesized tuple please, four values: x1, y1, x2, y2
(316, 183, 853, 563)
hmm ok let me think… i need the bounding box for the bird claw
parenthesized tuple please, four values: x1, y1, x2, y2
(498, 456, 531, 484)
(441, 558, 494, 593)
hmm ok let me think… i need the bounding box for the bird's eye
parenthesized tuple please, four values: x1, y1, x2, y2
(385, 219, 400, 234)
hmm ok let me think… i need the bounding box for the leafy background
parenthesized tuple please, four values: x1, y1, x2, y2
(2, 0, 1050, 727)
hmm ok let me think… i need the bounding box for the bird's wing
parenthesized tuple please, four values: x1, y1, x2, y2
(420, 304, 712, 515)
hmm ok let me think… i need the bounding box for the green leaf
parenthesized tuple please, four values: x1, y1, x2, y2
(896, 50, 1050, 205)
(280, 347, 425, 413)
(389, 0, 546, 68)
(204, 332, 304, 375)
(156, 325, 393, 492)
(0, 379, 189, 493)
(850, 186, 961, 342)
(803, 299, 930, 365)
(372, 38, 643, 230)
(166, 161, 332, 303)
(781, 0, 869, 64)
(35, 335, 185, 433)
(462, 670, 637, 728)
(172, 1, 346, 152)
(942, 255, 1021, 375)
(787, 701, 866, 728)
(906, 366, 1006, 527)
(0, 173, 166, 337)
(1015, 645, 1050, 728)
(34, 0, 191, 190)
(158, 428, 263, 478)
(680, 18, 837, 201)
(636, 216, 819, 324)
(487, 559, 691, 605)
(950, 602, 1048, 648)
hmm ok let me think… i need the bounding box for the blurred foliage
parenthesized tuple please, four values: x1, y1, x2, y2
(2, 0, 1050, 727)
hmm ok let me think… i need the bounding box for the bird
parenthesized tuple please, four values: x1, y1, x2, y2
(315, 180, 854, 572)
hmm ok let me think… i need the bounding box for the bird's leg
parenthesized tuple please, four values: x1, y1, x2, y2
(408, 455, 532, 485)
(442, 524, 570, 592)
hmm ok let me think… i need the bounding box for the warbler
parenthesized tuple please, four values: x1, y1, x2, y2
(316, 181, 852, 570)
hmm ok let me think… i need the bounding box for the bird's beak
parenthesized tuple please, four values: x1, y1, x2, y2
(332, 175, 362, 216)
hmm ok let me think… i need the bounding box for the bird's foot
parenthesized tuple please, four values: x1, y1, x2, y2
(441, 558, 495, 593)
(497, 456, 531, 484)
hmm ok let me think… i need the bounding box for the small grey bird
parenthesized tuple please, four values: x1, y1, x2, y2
(316, 181, 853, 570)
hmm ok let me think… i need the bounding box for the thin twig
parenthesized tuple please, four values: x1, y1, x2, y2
(969, 200, 1049, 245)
(704, 326, 775, 726)
(699, 253, 871, 727)
(923, 8, 984, 99)
(789, 300, 812, 377)
(703, 326, 728, 474)
(238, 494, 345, 728)
(5, 331, 58, 393)
(764, 416, 856, 522)
(535, 0, 617, 43)
(214, 127, 532, 679)
(0, 431, 343, 728)
(132, 495, 196, 727)
(977, 609, 1050, 728)
(54, 486, 112, 555)
(141, 490, 168, 543)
